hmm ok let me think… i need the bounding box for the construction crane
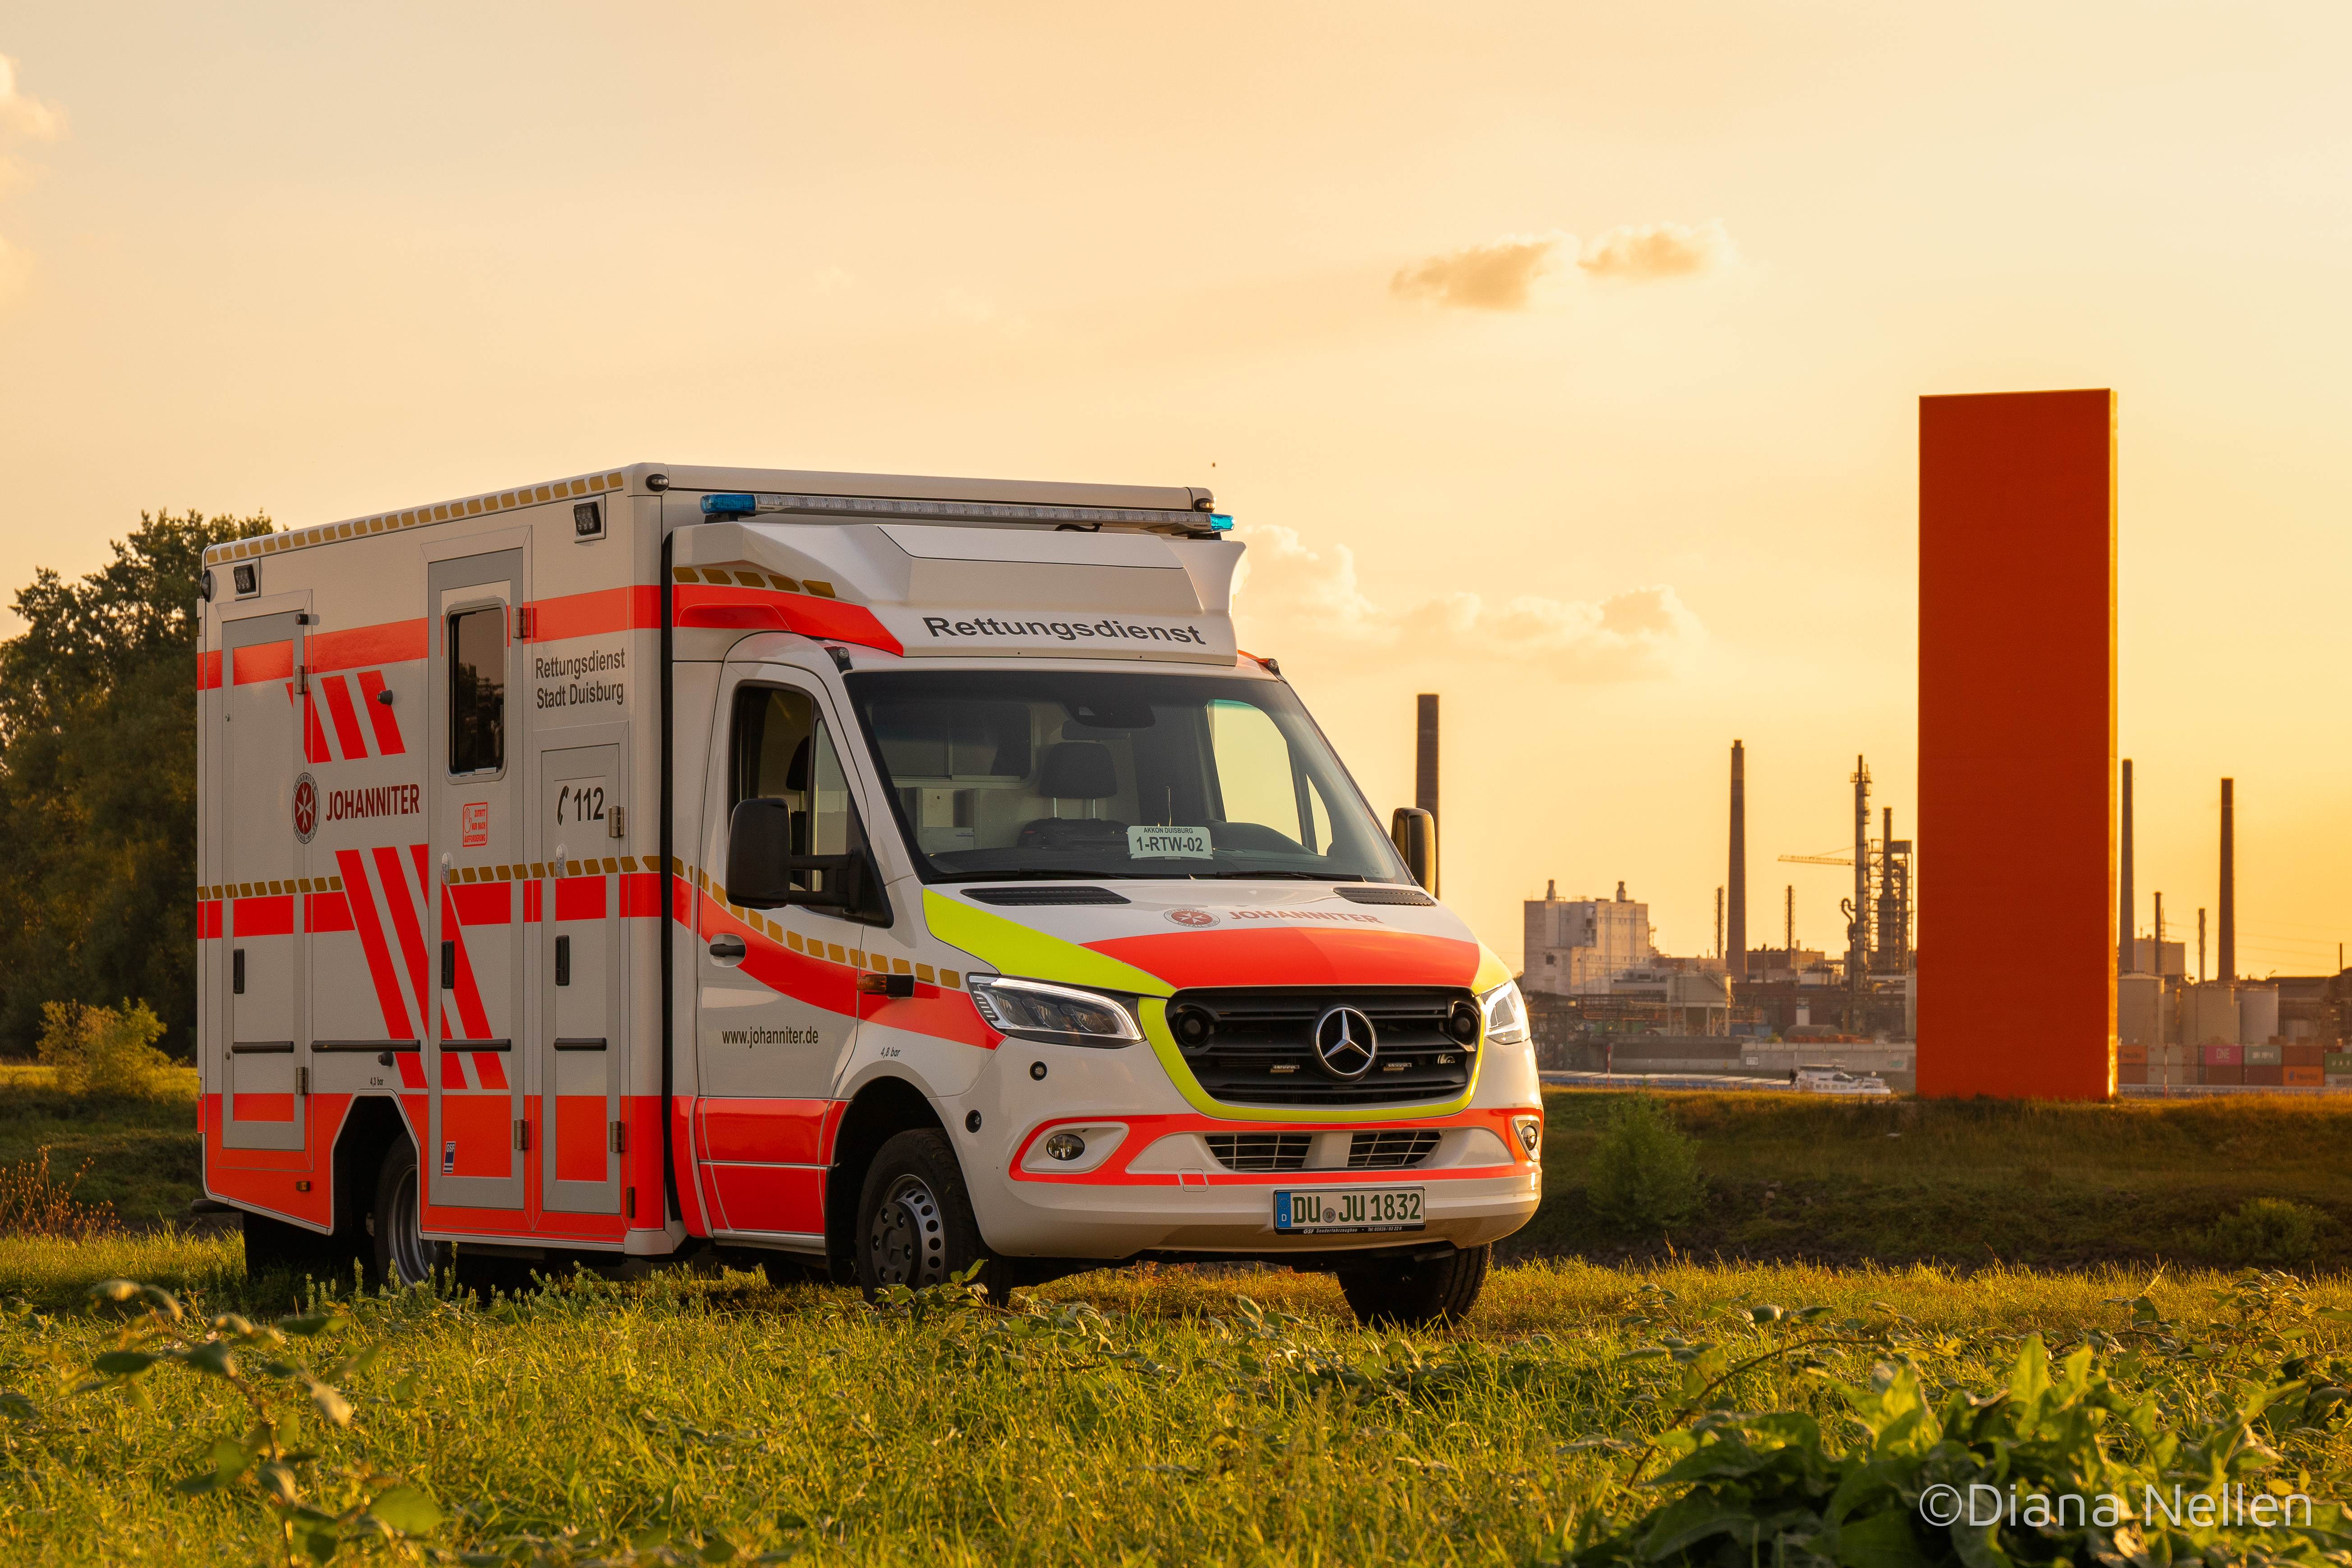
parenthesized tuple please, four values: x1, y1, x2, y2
(1778, 849, 1853, 866)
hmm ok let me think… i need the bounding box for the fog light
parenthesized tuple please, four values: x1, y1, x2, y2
(1044, 1131, 1087, 1162)
(1512, 1115, 1542, 1158)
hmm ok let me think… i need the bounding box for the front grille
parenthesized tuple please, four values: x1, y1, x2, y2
(1204, 1132, 1312, 1172)
(1166, 986, 1479, 1106)
(1348, 1130, 1441, 1169)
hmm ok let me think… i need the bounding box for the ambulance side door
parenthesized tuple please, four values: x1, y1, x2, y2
(538, 727, 628, 1215)
(423, 551, 527, 1211)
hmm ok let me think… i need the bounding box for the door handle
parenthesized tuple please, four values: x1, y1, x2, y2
(708, 934, 746, 962)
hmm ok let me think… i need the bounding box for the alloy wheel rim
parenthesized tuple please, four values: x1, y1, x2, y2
(867, 1173, 946, 1288)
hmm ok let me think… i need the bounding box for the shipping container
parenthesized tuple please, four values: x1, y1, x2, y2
(2328, 1073, 2352, 1088)
(2117, 1042, 2148, 1065)
(2284, 1044, 2325, 1068)
(2116, 1064, 2148, 1085)
(2244, 1064, 2285, 1087)
(2282, 1066, 2324, 1088)
(2203, 1064, 2246, 1085)
(2324, 1053, 2352, 1072)
(2243, 1042, 2283, 1067)
(2202, 1042, 2243, 1067)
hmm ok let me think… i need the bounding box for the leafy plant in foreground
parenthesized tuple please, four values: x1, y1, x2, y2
(1569, 1277, 2352, 1565)
(78, 1277, 440, 1564)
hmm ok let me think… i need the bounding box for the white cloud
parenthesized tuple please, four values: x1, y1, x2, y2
(1575, 219, 1737, 281)
(0, 56, 62, 142)
(0, 55, 61, 307)
(1392, 220, 1739, 310)
(1389, 232, 1566, 311)
(1233, 524, 1704, 680)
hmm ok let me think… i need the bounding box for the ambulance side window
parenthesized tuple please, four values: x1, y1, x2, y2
(731, 684, 857, 891)
(448, 606, 506, 776)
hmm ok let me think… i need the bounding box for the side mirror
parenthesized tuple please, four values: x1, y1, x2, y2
(1390, 806, 1437, 894)
(726, 798, 873, 913)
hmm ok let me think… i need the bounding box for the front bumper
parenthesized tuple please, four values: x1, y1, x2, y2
(979, 1159, 1542, 1258)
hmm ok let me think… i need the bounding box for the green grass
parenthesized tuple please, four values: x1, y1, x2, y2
(4, 1234, 2351, 1564)
(0, 1065, 200, 1228)
(1524, 1086, 2352, 1270)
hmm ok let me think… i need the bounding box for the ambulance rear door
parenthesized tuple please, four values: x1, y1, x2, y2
(215, 606, 313, 1153)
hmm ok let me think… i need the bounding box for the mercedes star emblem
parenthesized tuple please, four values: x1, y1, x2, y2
(1312, 1005, 1378, 1080)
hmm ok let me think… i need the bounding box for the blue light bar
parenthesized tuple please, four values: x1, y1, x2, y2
(1210, 513, 1234, 532)
(692, 490, 1206, 530)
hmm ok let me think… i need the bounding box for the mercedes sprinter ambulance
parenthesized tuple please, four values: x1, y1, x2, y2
(197, 463, 1541, 1324)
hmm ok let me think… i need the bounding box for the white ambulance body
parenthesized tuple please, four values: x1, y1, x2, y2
(198, 463, 1541, 1323)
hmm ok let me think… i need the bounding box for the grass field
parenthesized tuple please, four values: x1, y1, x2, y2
(5, 1232, 2352, 1565)
(7, 1079, 2352, 1561)
(0, 1065, 203, 1228)
(1525, 1087, 2352, 1271)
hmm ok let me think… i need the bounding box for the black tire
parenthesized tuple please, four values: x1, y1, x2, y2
(1336, 1244, 1491, 1328)
(369, 1138, 452, 1288)
(853, 1129, 994, 1299)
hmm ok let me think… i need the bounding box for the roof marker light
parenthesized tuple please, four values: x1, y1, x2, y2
(700, 493, 758, 517)
(1210, 514, 1234, 532)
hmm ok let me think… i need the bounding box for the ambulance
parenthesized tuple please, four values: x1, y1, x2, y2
(197, 463, 1541, 1324)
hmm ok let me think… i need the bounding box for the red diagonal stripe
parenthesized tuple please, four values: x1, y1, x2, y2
(320, 673, 369, 760)
(336, 849, 414, 1040)
(440, 884, 495, 1040)
(355, 670, 406, 755)
(374, 844, 430, 1020)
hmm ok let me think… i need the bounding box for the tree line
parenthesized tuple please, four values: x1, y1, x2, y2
(0, 510, 274, 1057)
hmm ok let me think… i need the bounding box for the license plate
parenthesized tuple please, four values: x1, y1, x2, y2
(1273, 1186, 1425, 1234)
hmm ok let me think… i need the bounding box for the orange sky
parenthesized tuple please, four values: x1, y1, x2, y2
(2, 4, 2346, 976)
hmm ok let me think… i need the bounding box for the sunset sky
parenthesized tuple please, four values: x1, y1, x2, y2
(3, 4, 2347, 977)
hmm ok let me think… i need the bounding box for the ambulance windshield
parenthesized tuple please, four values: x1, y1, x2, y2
(844, 670, 1413, 886)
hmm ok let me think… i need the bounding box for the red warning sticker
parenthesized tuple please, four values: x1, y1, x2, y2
(461, 801, 489, 848)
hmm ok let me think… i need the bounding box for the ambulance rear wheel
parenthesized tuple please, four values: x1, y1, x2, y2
(854, 1130, 992, 1299)
(1336, 1244, 1490, 1328)
(371, 1139, 452, 1288)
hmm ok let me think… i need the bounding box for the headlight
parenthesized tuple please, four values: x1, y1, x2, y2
(967, 975, 1141, 1048)
(1480, 979, 1529, 1047)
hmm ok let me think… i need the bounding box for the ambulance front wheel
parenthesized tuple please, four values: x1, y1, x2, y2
(854, 1129, 994, 1300)
(371, 1139, 453, 1288)
(1335, 1243, 1491, 1328)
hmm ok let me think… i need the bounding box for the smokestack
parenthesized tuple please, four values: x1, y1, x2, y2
(2219, 777, 2235, 982)
(1728, 741, 1748, 978)
(1414, 694, 1440, 896)
(2118, 759, 2134, 976)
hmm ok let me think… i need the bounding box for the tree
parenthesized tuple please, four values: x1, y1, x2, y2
(0, 510, 274, 1057)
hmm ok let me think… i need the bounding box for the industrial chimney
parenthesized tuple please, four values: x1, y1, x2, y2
(2118, 759, 2135, 976)
(2219, 777, 2235, 982)
(1728, 741, 1748, 979)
